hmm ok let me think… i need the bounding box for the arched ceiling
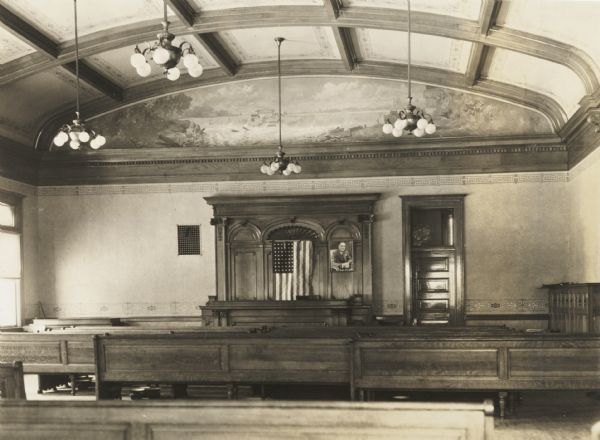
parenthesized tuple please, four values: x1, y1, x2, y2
(0, 0, 598, 152)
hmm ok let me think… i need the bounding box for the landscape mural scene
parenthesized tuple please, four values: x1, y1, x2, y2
(91, 77, 554, 149)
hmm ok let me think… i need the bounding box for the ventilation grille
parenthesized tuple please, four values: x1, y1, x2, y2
(177, 225, 200, 255)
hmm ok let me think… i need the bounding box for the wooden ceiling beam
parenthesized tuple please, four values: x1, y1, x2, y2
(0, 6, 595, 96)
(0, 4, 59, 59)
(464, 43, 489, 86)
(332, 27, 358, 71)
(165, 0, 196, 28)
(192, 33, 238, 76)
(62, 61, 124, 102)
(323, 0, 343, 19)
(479, 0, 502, 35)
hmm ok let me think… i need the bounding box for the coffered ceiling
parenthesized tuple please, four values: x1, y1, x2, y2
(0, 0, 599, 184)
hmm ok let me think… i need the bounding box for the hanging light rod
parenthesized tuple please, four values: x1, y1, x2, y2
(53, 0, 105, 150)
(382, 0, 436, 138)
(260, 37, 301, 176)
(130, 0, 203, 81)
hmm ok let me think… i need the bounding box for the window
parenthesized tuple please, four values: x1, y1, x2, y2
(177, 225, 201, 255)
(0, 197, 21, 327)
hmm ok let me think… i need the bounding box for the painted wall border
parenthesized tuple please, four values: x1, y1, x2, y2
(36, 171, 569, 197)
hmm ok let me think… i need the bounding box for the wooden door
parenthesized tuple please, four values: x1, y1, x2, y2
(401, 195, 465, 326)
(412, 250, 455, 325)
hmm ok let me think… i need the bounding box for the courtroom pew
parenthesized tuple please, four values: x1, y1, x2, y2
(0, 361, 26, 399)
(0, 399, 495, 439)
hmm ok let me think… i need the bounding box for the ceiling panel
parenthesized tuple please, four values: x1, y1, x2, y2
(0, 25, 36, 65)
(341, 0, 482, 20)
(220, 27, 341, 64)
(355, 28, 472, 74)
(0, 0, 173, 43)
(86, 37, 219, 87)
(497, 0, 600, 76)
(485, 48, 586, 118)
(0, 67, 100, 140)
(189, 0, 323, 12)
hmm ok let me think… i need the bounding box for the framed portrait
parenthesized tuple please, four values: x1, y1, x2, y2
(329, 240, 354, 272)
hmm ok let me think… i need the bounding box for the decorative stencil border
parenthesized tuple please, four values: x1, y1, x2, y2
(25, 302, 204, 319)
(466, 299, 548, 314)
(36, 171, 569, 197)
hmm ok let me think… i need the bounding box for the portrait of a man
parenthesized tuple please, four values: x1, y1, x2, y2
(330, 240, 353, 272)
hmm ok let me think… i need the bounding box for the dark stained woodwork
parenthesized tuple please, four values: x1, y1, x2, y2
(0, 400, 495, 439)
(201, 299, 371, 327)
(465, 43, 489, 86)
(0, 361, 25, 400)
(205, 194, 377, 309)
(62, 61, 124, 102)
(193, 33, 238, 76)
(0, 140, 38, 185)
(544, 283, 600, 334)
(0, 4, 59, 59)
(332, 27, 357, 71)
(401, 195, 466, 326)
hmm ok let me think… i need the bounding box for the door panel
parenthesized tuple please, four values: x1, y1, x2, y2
(413, 251, 455, 325)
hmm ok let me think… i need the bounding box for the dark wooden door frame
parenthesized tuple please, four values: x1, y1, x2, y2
(400, 195, 466, 326)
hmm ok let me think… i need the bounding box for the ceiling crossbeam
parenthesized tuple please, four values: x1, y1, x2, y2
(165, 0, 196, 28)
(0, 4, 59, 59)
(63, 61, 124, 102)
(332, 27, 358, 71)
(464, 43, 489, 86)
(479, 0, 502, 35)
(193, 33, 238, 76)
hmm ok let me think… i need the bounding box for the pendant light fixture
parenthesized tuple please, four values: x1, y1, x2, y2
(382, 0, 436, 138)
(130, 0, 203, 81)
(52, 0, 106, 150)
(260, 37, 301, 176)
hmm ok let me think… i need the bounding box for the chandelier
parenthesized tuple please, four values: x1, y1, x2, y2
(260, 38, 301, 176)
(53, 0, 105, 150)
(130, 0, 203, 81)
(382, 0, 437, 138)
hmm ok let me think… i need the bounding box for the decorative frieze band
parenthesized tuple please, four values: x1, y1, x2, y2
(24, 301, 204, 319)
(466, 299, 548, 314)
(36, 171, 568, 197)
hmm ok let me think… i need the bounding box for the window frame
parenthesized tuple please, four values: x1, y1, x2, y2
(0, 189, 24, 328)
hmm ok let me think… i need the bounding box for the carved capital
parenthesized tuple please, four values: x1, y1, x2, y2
(358, 214, 375, 223)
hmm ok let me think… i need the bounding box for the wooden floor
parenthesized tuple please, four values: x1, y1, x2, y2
(24, 375, 600, 439)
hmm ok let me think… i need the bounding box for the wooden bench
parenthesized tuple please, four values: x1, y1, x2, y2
(0, 361, 25, 399)
(0, 399, 495, 439)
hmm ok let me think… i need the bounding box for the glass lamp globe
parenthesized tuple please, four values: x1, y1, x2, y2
(95, 135, 106, 147)
(183, 53, 199, 69)
(382, 123, 393, 134)
(152, 47, 170, 65)
(282, 167, 292, 176)
(188, 64, 203, 78)
(266, 167, 275, 176)
(260, 164, 269, 174)
(417, 118, 429, 130)
(166, 67, 180, 81)
(293, 163, 301, 174)
(130, 52, 146, 68)
(413, 128, 425, 137)
(270, 161, 279, 171)
(53, 134, 66, 147)
(136, 63, 152, 77)
(394, 118, 408, 130)
(392, 127, 403, 137)
(69, 131, 79, 141)
(69, 140, 80, 150)
(78, 131, 90, 143)
(425, 123, 437, 134)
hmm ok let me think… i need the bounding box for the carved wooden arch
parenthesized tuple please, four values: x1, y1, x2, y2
(263, 220, 326, 243)
(325, 221, 362, 241)
(228, 221, 262, 242)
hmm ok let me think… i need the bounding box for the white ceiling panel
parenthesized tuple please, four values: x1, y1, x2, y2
(0, 68, 100, 137)
(189, 0, 323, 12)
(220, 27, 341, 63)
(497, 0, 600, 76)
(0, 0, 173, 43)
(0, 25, 36, 64)
(86, 37, 219, 87)
(485, 48, 586, 118)
(341, 0, 482, 20)
(355, 28, 472, 73)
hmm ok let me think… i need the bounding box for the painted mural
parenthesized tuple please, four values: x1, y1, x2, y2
(90, 77, 553, 149)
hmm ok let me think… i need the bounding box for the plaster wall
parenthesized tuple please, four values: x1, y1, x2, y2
(568, 146, 600, 282)
(32, 172, 568, 318)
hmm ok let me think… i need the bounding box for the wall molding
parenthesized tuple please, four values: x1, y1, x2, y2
(465, 298, 548, 314)
(36, 171, 569, 197)
(25, 301, 204, 319)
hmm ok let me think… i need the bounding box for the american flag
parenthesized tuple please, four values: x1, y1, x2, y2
(272, 240, 313, 300)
